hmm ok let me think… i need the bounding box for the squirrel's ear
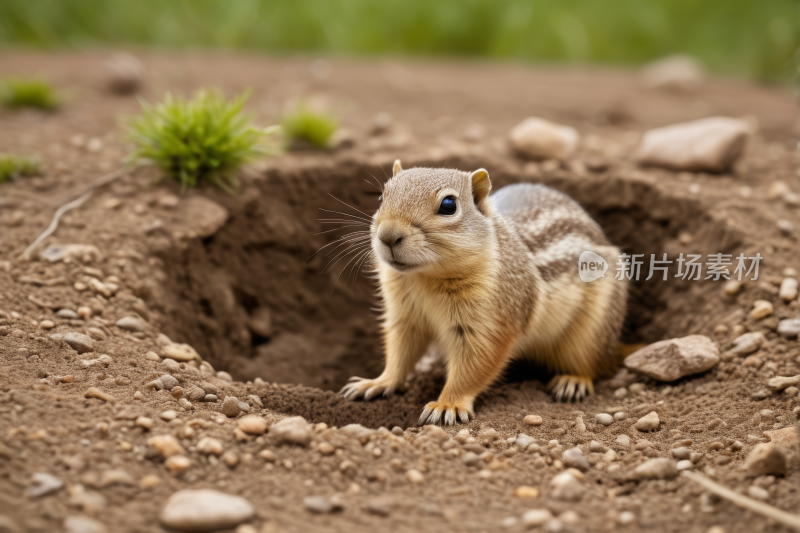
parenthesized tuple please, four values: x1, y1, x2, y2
(470, 168, 491, 213)
(393, 159, 403, 176)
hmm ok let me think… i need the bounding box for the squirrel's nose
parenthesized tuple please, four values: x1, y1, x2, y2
(377, 225, 404, 247)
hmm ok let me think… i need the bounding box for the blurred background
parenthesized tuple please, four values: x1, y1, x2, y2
(0, 0, 798, 83)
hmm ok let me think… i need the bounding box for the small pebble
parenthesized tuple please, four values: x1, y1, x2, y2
(635, 411, 660, 431)
(749, 300, 774, 320)
(747, 486, 770, 501)
(115, 316, 144, 332)
(221, 396, 242, 417)
(238, 416, 267, 435)
(29, 472, 64, 497)
(676, 460, 693, 471)
(165, 455, 191, 475)
(38, 320, 55, 330)
(305, 495, 342, 514)
(64, 516, 107, 533)
(160, 410, 177, 422)
(406, 469, 424, 484)
(364, 498, 392, 517)
(136, 416, 153, 430)
(197, 438, 224, 456)
(524, 415, 543, 426)
(513, 486, 540, 498)
(595, 413, 613, 426)
(159, 489, 254, 531)
(522, 509, 553, 527)
(318, 442, 335, 455)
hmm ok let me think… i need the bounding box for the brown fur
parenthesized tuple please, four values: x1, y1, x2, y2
(340, 163, 627, 424)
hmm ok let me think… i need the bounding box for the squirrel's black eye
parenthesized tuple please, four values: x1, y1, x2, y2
(437, 195, 457, 215)
(378, 195, 382, 203)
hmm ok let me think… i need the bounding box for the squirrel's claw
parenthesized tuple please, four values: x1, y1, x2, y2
(419, 400, 474, 426)
(339, 377, 394, 400)
(548, 375, 594, 402)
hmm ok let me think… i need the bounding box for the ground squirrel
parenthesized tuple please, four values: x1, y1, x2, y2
(341, 161, 627, 425)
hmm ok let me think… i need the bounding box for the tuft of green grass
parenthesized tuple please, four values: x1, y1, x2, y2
(1, 78, 59, 110)
(0, 154, 41, 182)
(125, 89, 278, 192)
(280, 101, 338, 150)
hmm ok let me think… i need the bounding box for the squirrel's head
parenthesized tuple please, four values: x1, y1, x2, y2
(371, 160, 494, 276)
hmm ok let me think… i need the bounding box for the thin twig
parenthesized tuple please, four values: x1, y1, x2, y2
(50, 165, 135, 206)
(682, 471, 800, 530)
(22, 192, 93, 261)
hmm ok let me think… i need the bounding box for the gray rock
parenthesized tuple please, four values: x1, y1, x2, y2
(271, 416, 312, 446)
(64, 516, 106, 533)
(115, 316, 144, 332)
(56, 309, 79, 319)
(778, 319, 800, 339)
(745, 443, 787, 477)
(632, 458, 678, 480)
(221, 396, 241, 417)
(202, 394, 218, 403)
(515, 433, 535, 450)
(304, 496, 342, 514)
(199, 382, 220, 395)
(29, 472, 63, 497)
(767, 375, 800, 392)
(595, 413, 614, 426)
(52, 332, 95, 354)
(589, 441, 607, 453)
(216, 371, 233, 382)
(159, 489, 254, 532)
(183, 385, 206, 401)
(562, 448, 590, 472)
(237, 400, 250, 413)
(636, 116, 749, 172)
(624, 335, 719, 381)
(725, 332, 765, 359)
(548, 471, 585, 502)
(160, 375, 179, 391)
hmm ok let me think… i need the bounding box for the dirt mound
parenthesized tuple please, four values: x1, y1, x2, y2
(1, 52, 800, 533)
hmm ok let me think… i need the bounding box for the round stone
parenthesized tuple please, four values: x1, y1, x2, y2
(162, 343, 199, 362)
(159, 489, 254, 531)
(524, 415, 543, 426)
(595, 413, 614, 426)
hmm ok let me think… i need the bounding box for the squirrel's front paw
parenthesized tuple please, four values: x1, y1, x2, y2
(339, 376, 396, 400)
(419, 400, 474, 426)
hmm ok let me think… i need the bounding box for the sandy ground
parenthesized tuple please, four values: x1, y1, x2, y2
(1, 51, 800, 533)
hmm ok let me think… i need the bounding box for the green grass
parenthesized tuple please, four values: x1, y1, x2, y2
(125, 89, 278, 192)
(280, 102, 338, 150)
(1, 78, 59, 109)
(0, 154, 41, 182)
(0, 0, 798, 82)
